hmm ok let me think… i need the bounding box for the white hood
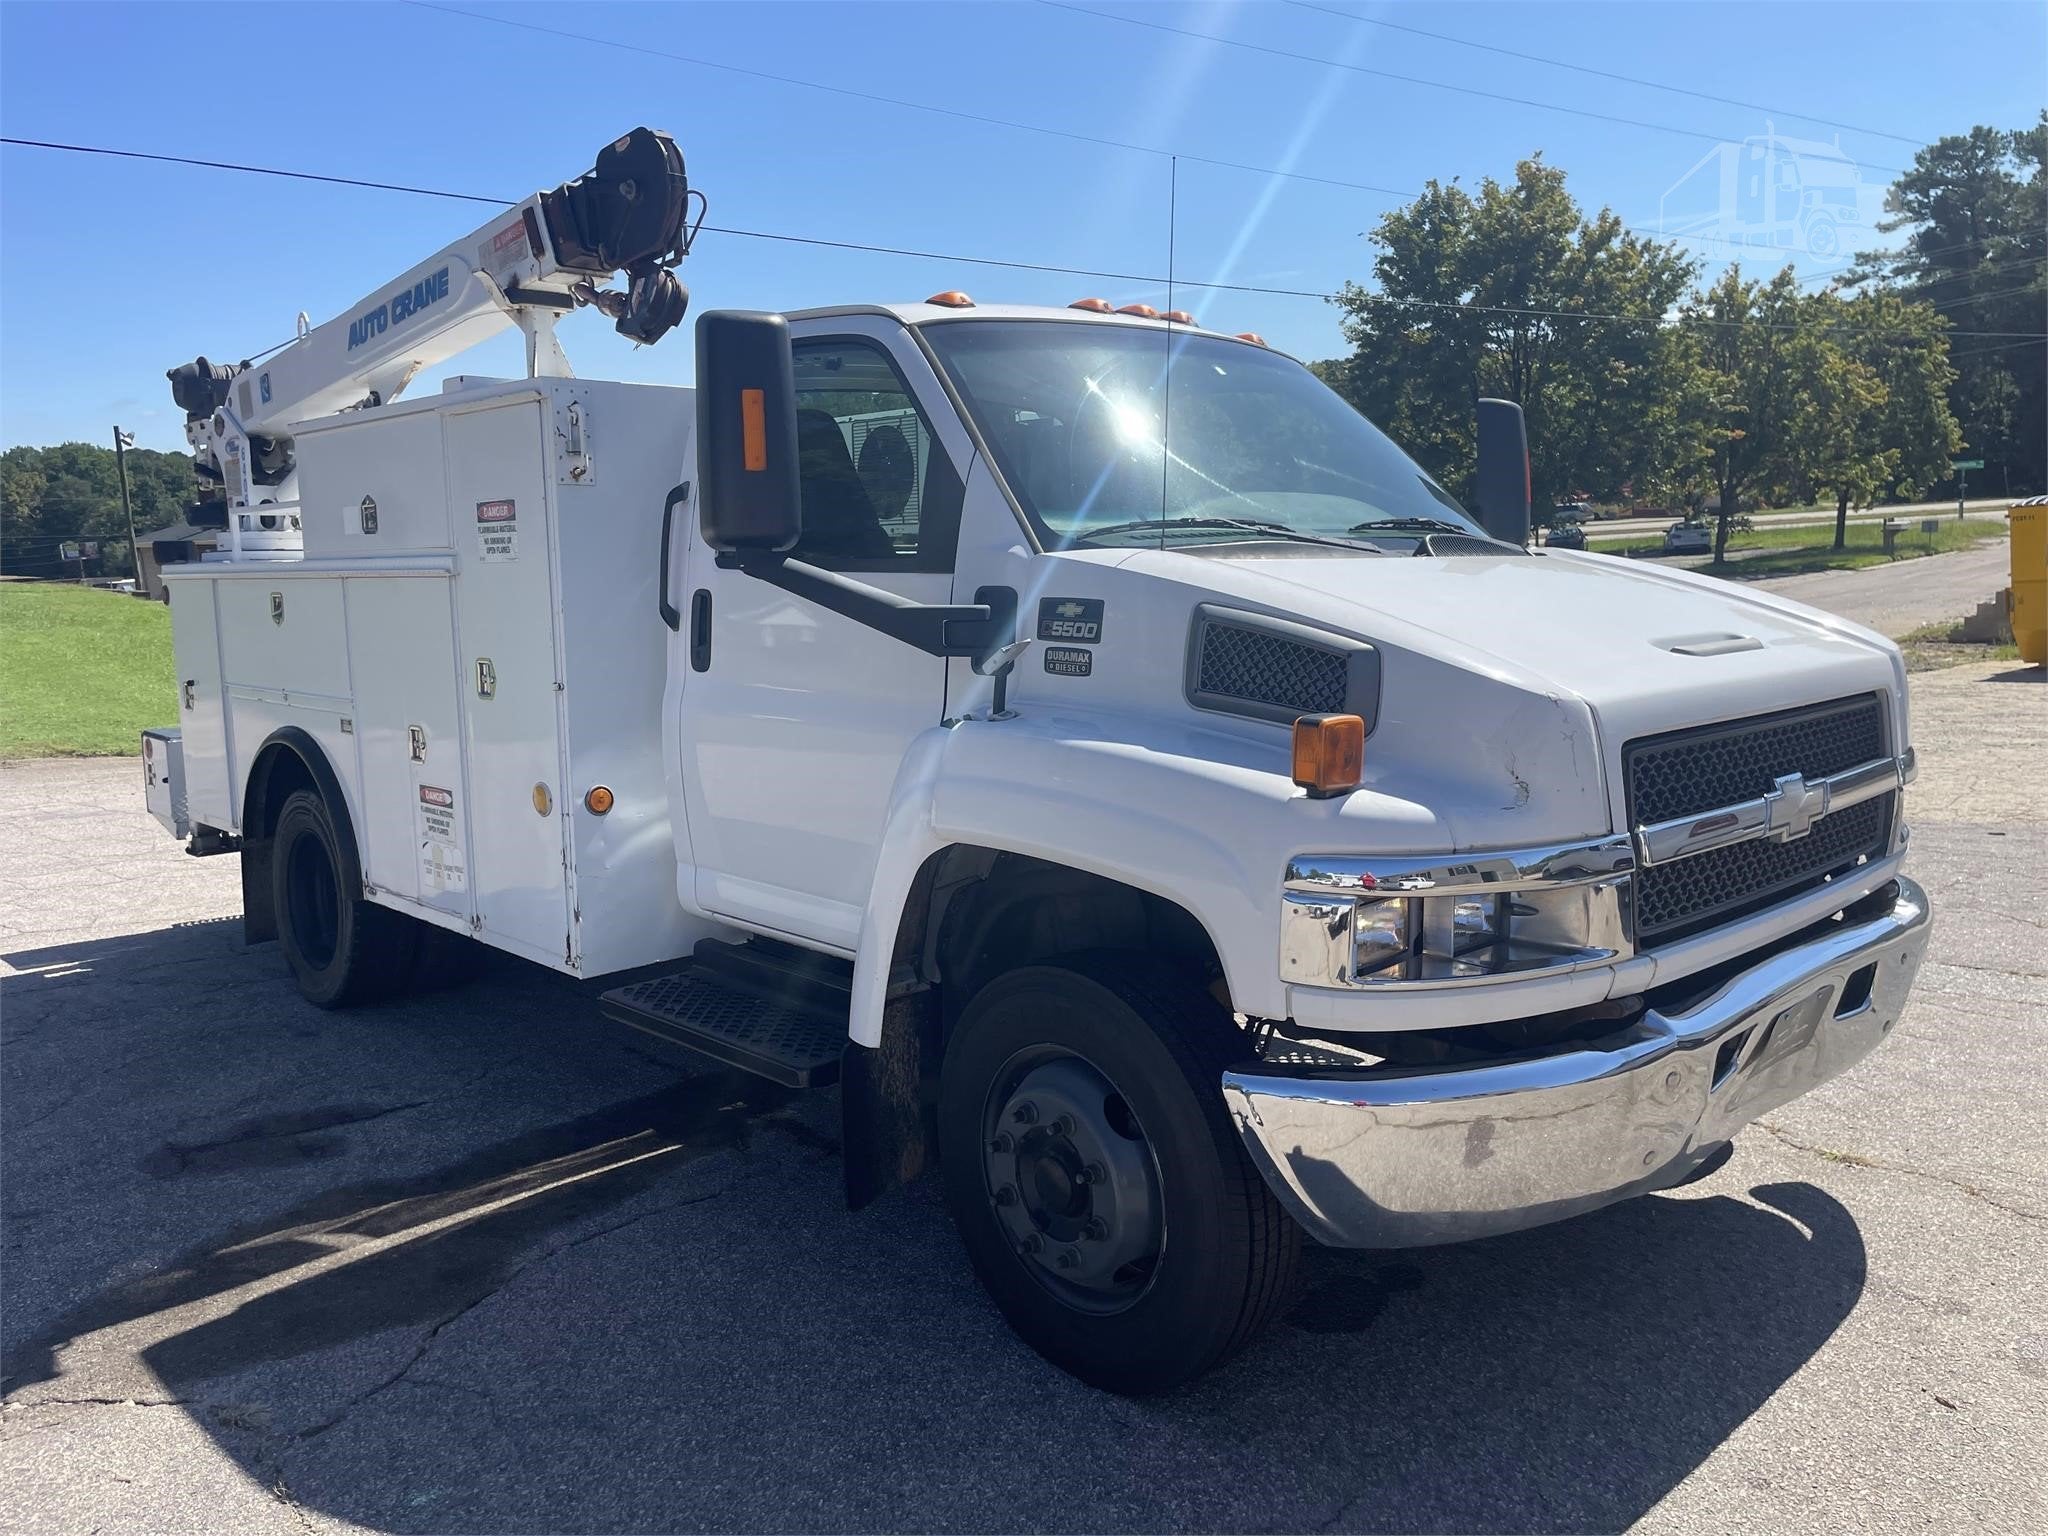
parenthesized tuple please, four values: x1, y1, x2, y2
(1126, 544, 1900, 731)
(1092, 544, 1905, 850)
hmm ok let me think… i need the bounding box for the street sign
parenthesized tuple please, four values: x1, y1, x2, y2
(1921, 519, 1940, 534)
(1952, 458, 1985, 470)
(79, 541, 99, 559)
(58, 541, 79, 561)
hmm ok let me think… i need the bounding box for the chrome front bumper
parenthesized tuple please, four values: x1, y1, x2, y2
(1223, 876, 1931, 1248)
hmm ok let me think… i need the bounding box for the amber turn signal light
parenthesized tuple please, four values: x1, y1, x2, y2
(1292, 714, 1364, 799)
(584, 785, 615, 816)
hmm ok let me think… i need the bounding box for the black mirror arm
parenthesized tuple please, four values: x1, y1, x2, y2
(719, 552, 1012, 664)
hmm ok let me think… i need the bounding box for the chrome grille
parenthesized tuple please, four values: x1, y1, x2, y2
(1635, 792, 1893, 941)
(1626, 695, 1892, 944)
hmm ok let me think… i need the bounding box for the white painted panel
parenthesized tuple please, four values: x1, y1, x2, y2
(446, 399, 571, 965)
(167, 578, 232, 830)
(296, 406, 452, 559)
(217, 577, 351, 698)
(344, 575, 468, 919)
(223, 696, 359, 853)
(553, 379, 703, 975)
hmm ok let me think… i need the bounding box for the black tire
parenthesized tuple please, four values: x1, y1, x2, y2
(271, 788, 417, 1008)
(939, 955, 1301, 1393)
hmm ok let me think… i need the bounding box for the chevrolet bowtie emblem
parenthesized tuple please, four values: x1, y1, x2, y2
(1764, 771, 1829, 842)
(1056, 601, 1086, 619)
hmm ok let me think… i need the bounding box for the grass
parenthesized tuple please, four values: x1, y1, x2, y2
(0, 581, 175, 757)
(1586, 516, 2008, 577)
(1893, 618, 2025, 673)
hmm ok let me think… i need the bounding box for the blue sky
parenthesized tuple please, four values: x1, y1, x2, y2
(3, 0, 2042, 451)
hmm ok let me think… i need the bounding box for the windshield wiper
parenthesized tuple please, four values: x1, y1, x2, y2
(1080, 516, 1384, 553)
(1345, 516, 1473, 536)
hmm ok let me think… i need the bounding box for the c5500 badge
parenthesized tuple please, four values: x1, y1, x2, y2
(1038, 597, 1104, 644)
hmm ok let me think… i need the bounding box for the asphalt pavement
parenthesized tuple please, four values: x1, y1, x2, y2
(1747, 542, 2012, 639)
(2, 657, 2042, 1532)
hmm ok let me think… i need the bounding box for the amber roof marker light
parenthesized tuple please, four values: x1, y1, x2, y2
(1069, 297, 1115, 313)
(925, 290, 976, 308)
(1292, 714, 1365, 799)
(1116, 303, 1160, 318)
(1160, 310, 1197, 326)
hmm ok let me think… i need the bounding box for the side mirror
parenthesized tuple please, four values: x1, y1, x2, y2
(1473, 398, 1531, 547)
(695, 310, 801, 554)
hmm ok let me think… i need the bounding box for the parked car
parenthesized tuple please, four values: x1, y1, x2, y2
(1545, 518, 1587, 549)
(1664, 519, 1714, 553)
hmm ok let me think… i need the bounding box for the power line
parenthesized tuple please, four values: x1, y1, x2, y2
(0, 136, 510, 206)
(1039, 2, 1911, 177)
(402, 1, 1414, 201)
(6, 136, 2041, 340)
(399, 2, 1851, 267)
(1947, 336, 2048, 360)
(1929, 279, 2048, 313)
(1282, 1, 1929, 148)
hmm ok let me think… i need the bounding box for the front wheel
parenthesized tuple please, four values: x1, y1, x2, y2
(938, 957, 1301, 1393)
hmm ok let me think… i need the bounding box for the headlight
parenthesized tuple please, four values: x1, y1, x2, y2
(1283, 839, 1635, 989)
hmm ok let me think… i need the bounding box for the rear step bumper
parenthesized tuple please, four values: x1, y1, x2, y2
(1222, 877, 1932, 1249)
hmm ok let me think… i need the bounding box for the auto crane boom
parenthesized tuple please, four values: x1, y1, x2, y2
(164, 128, 695, 552)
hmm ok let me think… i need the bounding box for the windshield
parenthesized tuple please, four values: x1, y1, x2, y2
(920, 320, 1482, 549)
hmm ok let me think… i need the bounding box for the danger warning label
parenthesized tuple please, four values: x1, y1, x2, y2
(477, 499, 517, 562)
(415, 782, 467, 895)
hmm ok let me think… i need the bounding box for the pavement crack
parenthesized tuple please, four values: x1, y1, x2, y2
(2, 1395, 192, 1412)
(1756, 1122, 2045, 1222)
(291, 1183, 734, 1442)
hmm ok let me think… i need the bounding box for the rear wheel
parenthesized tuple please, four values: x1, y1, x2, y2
(271, 789, 416, 1008)
(939, 956, 1300, 1393)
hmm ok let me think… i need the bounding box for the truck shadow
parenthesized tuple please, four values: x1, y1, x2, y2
(2, 920, 1865, 1534)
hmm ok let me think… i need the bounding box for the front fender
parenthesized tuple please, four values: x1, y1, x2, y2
(848, 704, 1443, 1046)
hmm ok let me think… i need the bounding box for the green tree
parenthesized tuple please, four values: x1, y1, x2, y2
(1327, 159, 1696, 512)
(1849, 116, 2046, 495)
(1, 441, 195, 579)
(1673, 267, 1838, 562)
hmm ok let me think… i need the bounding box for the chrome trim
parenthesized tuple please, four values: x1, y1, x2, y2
(1285, 834, 1635, 898)
(1230, 876, 1932, 1248)
(1633, 752, 1908, 869)
(1281, 836, 1635, 990)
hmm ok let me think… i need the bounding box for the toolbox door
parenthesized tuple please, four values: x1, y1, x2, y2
(446, 399, 574, 968)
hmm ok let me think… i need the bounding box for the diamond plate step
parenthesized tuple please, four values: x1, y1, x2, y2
(599, 967, 845, 1088)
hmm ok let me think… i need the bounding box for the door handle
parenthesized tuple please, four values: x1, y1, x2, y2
(659, 480, 690, 631)
(689, 589, 713, 672)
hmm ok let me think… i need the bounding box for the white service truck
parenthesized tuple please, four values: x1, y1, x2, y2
(144, 129, 1933, 1393)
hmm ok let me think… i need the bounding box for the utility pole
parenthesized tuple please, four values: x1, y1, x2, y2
(113, 427, 140, 590)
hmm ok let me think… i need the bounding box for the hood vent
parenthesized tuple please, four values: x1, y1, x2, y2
(1416, 532, 1526, 557)
(1185, 605, 1380, 729)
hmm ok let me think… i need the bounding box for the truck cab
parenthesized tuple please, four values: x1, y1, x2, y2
(146, 133, 1933, 1394)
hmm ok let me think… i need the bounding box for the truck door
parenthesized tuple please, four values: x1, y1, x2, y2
(676, 317, 971, 951)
